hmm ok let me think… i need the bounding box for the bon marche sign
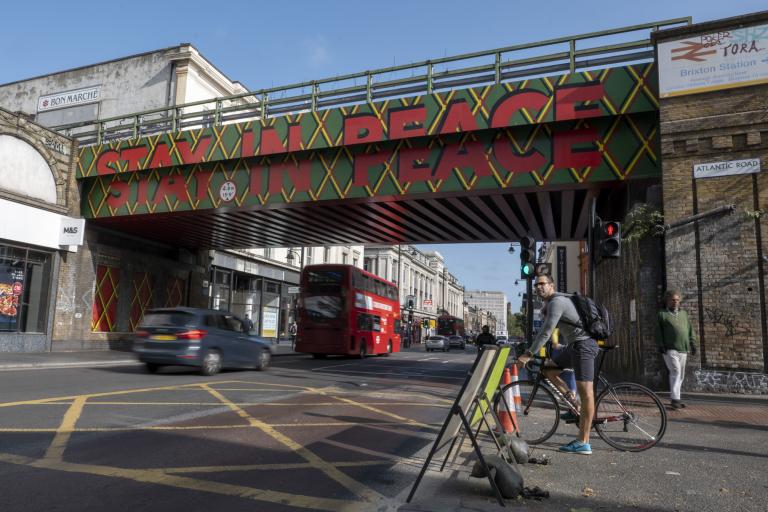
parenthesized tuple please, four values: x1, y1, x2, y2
(38, 85, 101, 112)
(658, 23, 768, 98)
(693, 158, 761, 179)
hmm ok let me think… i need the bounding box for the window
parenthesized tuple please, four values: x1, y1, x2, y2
(0, 245, 52, 332)
(342, 252, 348, 264)
(324, 247, 330, 263)
(353, 258, 358, 268)
(305, 247, 313, 266)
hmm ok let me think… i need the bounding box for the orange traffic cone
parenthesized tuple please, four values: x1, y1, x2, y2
(497, 367, 519, 433)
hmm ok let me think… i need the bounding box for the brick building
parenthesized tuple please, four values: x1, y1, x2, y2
(653, 12, 768, 393)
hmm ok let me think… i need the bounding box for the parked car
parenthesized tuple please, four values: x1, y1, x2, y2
(133, 307, 273, 376)
(447, 335, 466, 350)
(495, 335, 509, 346)
(425, 335, 449, 352)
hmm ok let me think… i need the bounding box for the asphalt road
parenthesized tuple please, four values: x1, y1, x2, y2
(0, 346, 766, 512)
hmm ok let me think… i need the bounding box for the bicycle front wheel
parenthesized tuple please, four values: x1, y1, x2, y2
(594, 382, 667, 452)
(492, 379, 560, 445)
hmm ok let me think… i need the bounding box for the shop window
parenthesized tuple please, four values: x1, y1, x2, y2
(0, 244, 52, 333)
(92, 265, 120, 332)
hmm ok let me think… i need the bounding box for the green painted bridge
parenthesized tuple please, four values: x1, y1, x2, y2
(66, 18, 689, 248)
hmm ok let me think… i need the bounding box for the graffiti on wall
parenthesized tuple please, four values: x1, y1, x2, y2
(703, 306, 751, 337)
(692, 368, 768, 394)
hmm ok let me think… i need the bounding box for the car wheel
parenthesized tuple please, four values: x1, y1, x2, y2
(145, 362, 160, 374)
(255, 349, 271, 371)
(200, 350, 222, 376)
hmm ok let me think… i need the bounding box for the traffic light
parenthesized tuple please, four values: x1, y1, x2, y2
(519, 236, 536, 279)
(407, 298, 414, 309)
(599, 221, 621, 258)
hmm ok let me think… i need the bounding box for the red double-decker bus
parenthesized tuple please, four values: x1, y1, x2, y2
(437, 314, 465, 337)
(295, 264, 401, 358)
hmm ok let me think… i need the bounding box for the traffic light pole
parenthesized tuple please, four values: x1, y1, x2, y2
(526, 276, 534, 347)
(588, 198, 597, 299)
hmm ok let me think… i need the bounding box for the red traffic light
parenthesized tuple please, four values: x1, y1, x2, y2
(604, 222, 618, 237)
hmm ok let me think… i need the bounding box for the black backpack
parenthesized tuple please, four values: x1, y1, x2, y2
(566, 293, 612, 340)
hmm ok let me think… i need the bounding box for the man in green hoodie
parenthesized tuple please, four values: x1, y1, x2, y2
(656, 290, 697, 410)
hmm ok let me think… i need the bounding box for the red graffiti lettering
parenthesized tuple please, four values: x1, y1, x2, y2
(195, 171, 214, 201)
(260, 127, 287, 156)
(353, 151, 390, 188)
(439, 100, 479, 135)
(344, 115, 384, 145)
(490, 92, 548, 128)
(105, 180, 130, 210)
(553, 128, 601, 169)
(492, 137, 546, 172)
(241, 128, 256, 158)
(288, 124, 304, 152)
(96, 150, 120, 175)
(434, 140, 492, 180)
(176, 136, 211, 164)
(555, 84, 604, 121)
(149, 143, 173, 169)
(120, 147, 149, 171)
(268, 160, 312, 195)
(398, 146, 432, 182)
(153, 174, 189, 205)
(389, 106, 426, 139)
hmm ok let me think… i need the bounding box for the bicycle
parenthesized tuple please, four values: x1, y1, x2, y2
(493, 344, 667, 452)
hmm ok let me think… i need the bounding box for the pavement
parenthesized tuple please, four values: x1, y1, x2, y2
(0, 342, 300, 370)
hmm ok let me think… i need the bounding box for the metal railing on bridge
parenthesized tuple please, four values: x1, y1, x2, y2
(54, 17, 690, 146)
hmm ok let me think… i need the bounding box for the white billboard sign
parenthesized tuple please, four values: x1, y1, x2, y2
(37, 85, 101, 112)
(693, 158, 761, 179)
(658, 23, 768, 98)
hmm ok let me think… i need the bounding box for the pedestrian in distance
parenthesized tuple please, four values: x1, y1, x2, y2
(656, 289, 697, 410)
(475, 325, 496, 349)
(289, 322, 298, 350)
(517, 274, 600, 455)
(243, 314, 254, 333)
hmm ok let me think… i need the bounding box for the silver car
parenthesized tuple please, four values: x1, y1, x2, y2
(425, 335, 450, 352)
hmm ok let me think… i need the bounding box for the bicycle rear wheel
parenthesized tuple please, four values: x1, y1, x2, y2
(594, 382, 667, 451)
(492, 379, 560, 445)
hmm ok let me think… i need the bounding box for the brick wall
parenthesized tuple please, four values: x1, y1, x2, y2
(657, 21, 768, 392)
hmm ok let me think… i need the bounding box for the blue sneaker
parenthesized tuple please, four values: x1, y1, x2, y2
(559, 440, 592, 455)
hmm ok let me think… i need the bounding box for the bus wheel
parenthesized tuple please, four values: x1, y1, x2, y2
(358, 340, 367, 359)
(312, 353, 327, 359)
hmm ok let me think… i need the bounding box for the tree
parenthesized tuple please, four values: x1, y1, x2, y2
(507, 312, 525, 338)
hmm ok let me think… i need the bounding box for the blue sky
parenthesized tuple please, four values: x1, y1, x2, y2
(2, 0, 765, 310)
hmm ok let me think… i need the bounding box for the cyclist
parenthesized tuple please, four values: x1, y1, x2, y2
(517, 274, 600, 455)
(475, 325, 496, 349)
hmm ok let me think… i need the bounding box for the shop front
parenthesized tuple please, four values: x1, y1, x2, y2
(209, 252, 299, 341)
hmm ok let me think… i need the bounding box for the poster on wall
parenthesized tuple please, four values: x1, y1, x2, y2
(261, 308, 278, 338)
(0, 264, 24, 331)
(658, 23, 768, 98)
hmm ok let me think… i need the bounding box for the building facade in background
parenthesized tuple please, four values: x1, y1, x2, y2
(465, 290, 507, 336)
(363, 245, 464, 341)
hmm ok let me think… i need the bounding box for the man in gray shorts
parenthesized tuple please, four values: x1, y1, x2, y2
(517, 274, 600, 455)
